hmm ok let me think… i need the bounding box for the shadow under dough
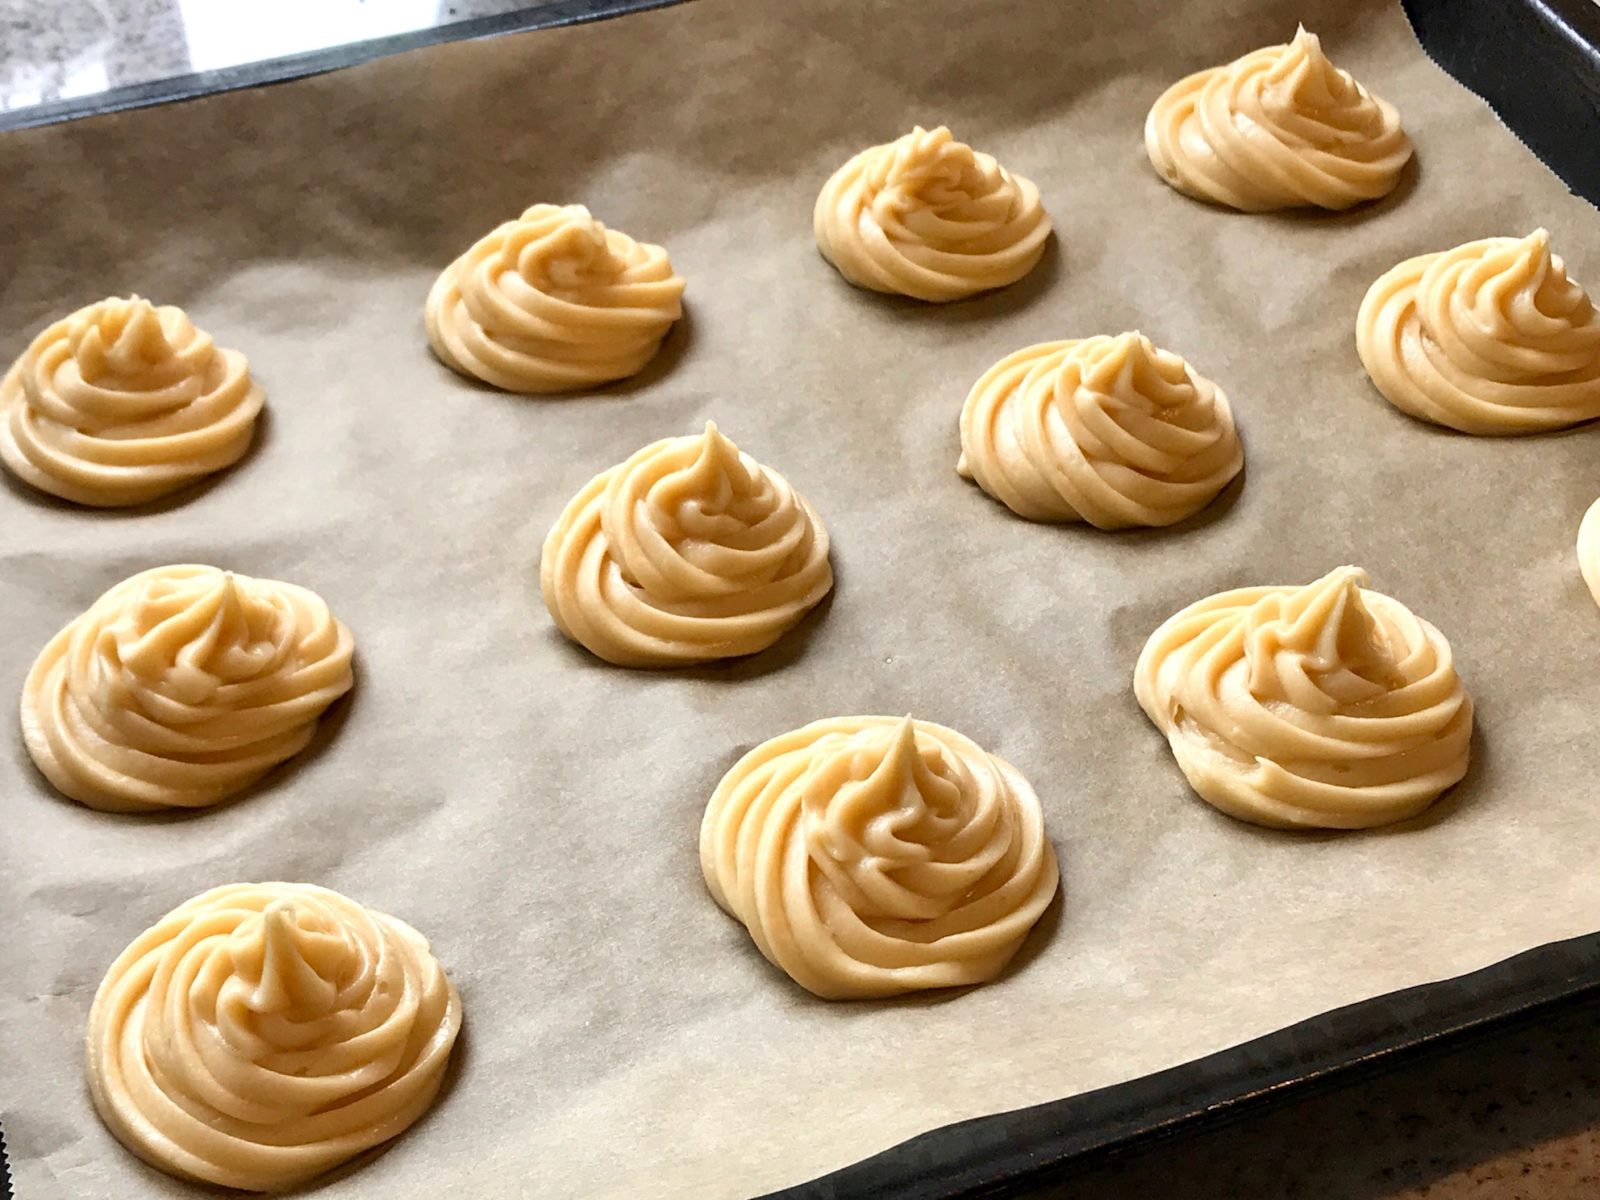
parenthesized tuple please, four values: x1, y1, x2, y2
(539, 570, 839, 685)
(0, 401, 274, 516)
(17, 672, 356, 826)
(830, 232, 1065, 327)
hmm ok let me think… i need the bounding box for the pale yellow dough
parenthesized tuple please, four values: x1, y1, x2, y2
(1145, 26, 1412, 212)
(87, 882, 461, 1193)
(1135, 567, 1472, 830)
(1357, 230, 1600, 434)
(425, 203, 685, 393)
(22, 565, 354, 812)
(540, 422, 832, 667)
(1579, 497, 1600, 610)
(0, 296, 264, 506)
(958, 332, 1243, 527)
(700, 715, 1059, 1000)
(814, 125, 1051, 302)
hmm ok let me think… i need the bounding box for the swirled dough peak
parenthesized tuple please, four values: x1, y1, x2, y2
(0, 296, 264, 506)
(1135, 567, 1472, 829)
(87, 882, 461, 1192)
(541, 423, 832, 667)
(22, 565, 354, 812)
(814, 125, 1052, 302)
(701, 715, 1059, 999)
(1580, 498, 1600, 611)
(1144, 26, 1412, 211)
(1357, 230, 1600, 434)
(425, 203, 685, 393)
(958, 332, 1243, 527)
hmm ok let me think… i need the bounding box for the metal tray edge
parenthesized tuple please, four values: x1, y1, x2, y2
(767, 931, 1600, 1198)
(2, 0, 1597, 1197)
(0, 0, 687, 134)
(764, 1, 1600, 1192)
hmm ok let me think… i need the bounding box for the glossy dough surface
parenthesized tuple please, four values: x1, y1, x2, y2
(700, 715, 1059, 999)
(1135, 567, 1472, 829)
(1580, 497, 1600, 611)
(958, 332, 1243, 527)
(22, 565, 354, 812)
(1357, 230, 1600, 434)
(540, 423, 832, 667)
(87, 882, 461, 1192)
(814, 125, 1051, 302)
(0, 296, 264, 506)
(1144, 26, 1411, 212)
(426, 203, 685, 393)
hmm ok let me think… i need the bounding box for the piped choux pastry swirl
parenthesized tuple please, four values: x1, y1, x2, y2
(540, 423, 832, 667)
(426, 203, 685, 393)
(87, 882, 461, 1191)
(1135, 567, 1472, 829)
(22, 565, 353, 812)
(701, 715, 1059, 999)
(958, 332, 1242, 527)
(1357, 230, 1600, 434)
(0, 296, 263, 506)
(1145, 26, 1411, 212)
(814, 126, 1051, 302)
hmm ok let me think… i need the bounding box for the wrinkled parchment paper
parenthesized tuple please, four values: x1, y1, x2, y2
(3, 0, 1599, 1195)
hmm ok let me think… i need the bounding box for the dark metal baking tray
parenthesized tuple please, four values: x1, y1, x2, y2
(1, 1, 1596, 1197)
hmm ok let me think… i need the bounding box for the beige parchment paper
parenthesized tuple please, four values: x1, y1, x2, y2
(3, 0, 1599, 1195)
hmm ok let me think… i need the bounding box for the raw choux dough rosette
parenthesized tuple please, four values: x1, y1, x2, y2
(1145, 26, 1412, 212)
(0, 296, 264, 506)
(1357, 230, 1600, 434)
(22, 565, 354, 813)
(700, 715, 1059, 1000)
(87, 882, 462, 1192)
(1579, 498, 1600, 610)
(1135, 567, 1472, 830)
(958, 331, 1243, 527)
(540, 422, 832, 667)
(814, 125, 1052, 302)
(425, 203, 685, 393)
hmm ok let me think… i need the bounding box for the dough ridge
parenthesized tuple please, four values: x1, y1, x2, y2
(540, 423, 832, 666)
(1134, 566, 1472, 829)
(958, 332, 1243, 527)
(87, 882, 461, 1192)
(700, 715, 1059, 999)
(814, 125, 1051, 302)
(22, 564, 354, 812)
(0, 296, 264, 506)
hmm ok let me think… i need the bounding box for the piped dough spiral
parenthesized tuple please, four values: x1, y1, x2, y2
(700, 715, 1059, 999)
(1579, 497, 1600, 611)
(425, 203, 685, 393)
(0, 296, 264, 506)
(1357, 230, 1600, 434)
(540, 422, 832, 667)
(814, 125, 1051, 302)
(1134, 567, 1472, 829)
(87, 882, 461, 1192)
(957, 331, 1243, 527)
(22, 565, 354, 812)
(1144, 26, 1412, 212)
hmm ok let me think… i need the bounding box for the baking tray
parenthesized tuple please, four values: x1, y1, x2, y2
(2, 1, 1599, 1198)
(4, 0, 1599, 216)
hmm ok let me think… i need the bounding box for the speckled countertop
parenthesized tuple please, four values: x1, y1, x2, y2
(2, 3, 1598, 1198)
(0, 0, 540, 114)
(1038, 999, 1600, 1200)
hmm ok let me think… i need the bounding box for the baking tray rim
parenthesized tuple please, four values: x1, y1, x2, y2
(3, 1, 1599, 1197)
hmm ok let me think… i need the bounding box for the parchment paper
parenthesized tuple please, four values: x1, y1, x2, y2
(3, 0, 1599, 1196)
